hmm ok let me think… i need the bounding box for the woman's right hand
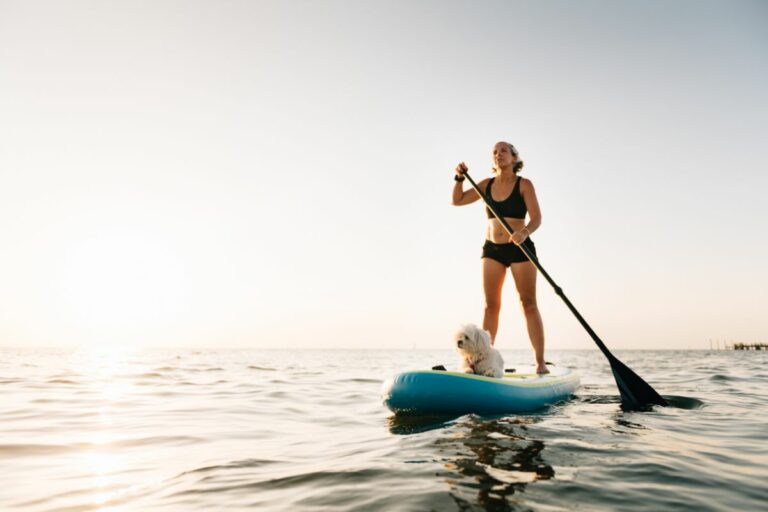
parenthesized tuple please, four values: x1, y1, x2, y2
(455, 162, 468, 177)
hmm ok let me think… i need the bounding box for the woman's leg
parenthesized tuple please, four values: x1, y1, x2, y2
(482, 258, 507, 344)
(510, 261, 548, 373)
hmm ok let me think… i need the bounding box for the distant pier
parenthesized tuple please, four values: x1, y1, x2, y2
(708, 340, 767, 350)
(731, 343, 767, 351)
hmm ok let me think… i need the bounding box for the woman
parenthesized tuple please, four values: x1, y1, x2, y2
(452, 142, 548, 374)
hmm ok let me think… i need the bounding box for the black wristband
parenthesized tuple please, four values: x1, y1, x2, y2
(454, 174, 465, 182)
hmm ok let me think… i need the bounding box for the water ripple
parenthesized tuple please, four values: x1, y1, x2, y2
(0, 348, 766, 511)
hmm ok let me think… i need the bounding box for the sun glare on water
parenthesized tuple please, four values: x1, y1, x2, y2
(68, 345, 146, 510)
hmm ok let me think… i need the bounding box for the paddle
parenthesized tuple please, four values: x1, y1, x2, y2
(460, 169, 668, 409)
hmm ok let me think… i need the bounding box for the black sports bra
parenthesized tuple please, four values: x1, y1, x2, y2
(485, 177, 527, 219)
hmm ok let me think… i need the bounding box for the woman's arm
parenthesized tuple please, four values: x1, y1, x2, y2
(451, 163, 489, 206)
(510, 178, 541, 244)
(521, 178, 541, 235)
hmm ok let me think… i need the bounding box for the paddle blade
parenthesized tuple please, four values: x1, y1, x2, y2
(608, 355, 668, 409)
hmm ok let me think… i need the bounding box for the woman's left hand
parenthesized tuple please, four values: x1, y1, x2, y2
(509, 229, 528, 245)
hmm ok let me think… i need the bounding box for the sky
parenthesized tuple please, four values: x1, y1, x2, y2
(1, 0, 766, 350)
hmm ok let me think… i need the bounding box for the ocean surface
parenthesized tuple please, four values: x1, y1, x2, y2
(1, 347, 766, 512)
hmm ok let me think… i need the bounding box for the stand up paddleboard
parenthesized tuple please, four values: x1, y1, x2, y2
(382, 365, 579, 415)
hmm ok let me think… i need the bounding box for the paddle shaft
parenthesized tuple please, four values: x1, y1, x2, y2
(462, 171, 614, 360)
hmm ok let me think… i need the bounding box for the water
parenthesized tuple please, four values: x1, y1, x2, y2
(1, 348, 766, 511)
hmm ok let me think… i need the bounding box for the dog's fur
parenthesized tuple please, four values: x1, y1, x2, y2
(454, 324, 504, 378)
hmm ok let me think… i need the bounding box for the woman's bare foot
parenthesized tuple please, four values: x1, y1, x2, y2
(536, 363, 550, 375)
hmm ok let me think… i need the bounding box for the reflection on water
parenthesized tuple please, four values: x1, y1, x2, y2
(443, 417, 553, 511)
(444, 417, 554, 511)
(611, 416, 648, 432)
(663, 395, 705, 410)
(391, 414, 553, 511)
(387, 413, 461, 435)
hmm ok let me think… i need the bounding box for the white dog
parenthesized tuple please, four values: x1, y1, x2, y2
(454, 324, 505, 378)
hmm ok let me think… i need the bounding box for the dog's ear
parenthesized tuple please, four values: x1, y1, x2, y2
(480, 329, 492, 347)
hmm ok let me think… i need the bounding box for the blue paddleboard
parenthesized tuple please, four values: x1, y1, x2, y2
(382, 365, 579, 415)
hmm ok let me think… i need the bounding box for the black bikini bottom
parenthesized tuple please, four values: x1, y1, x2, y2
(481, 239, 536, 267)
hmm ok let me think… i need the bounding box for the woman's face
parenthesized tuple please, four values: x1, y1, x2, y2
(493, 142, 516, 169)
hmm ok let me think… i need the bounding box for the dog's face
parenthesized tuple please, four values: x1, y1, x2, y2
(454, 324, 491, 358)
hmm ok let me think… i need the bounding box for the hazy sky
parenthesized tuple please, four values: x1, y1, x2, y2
(1, 0, 766, 350)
